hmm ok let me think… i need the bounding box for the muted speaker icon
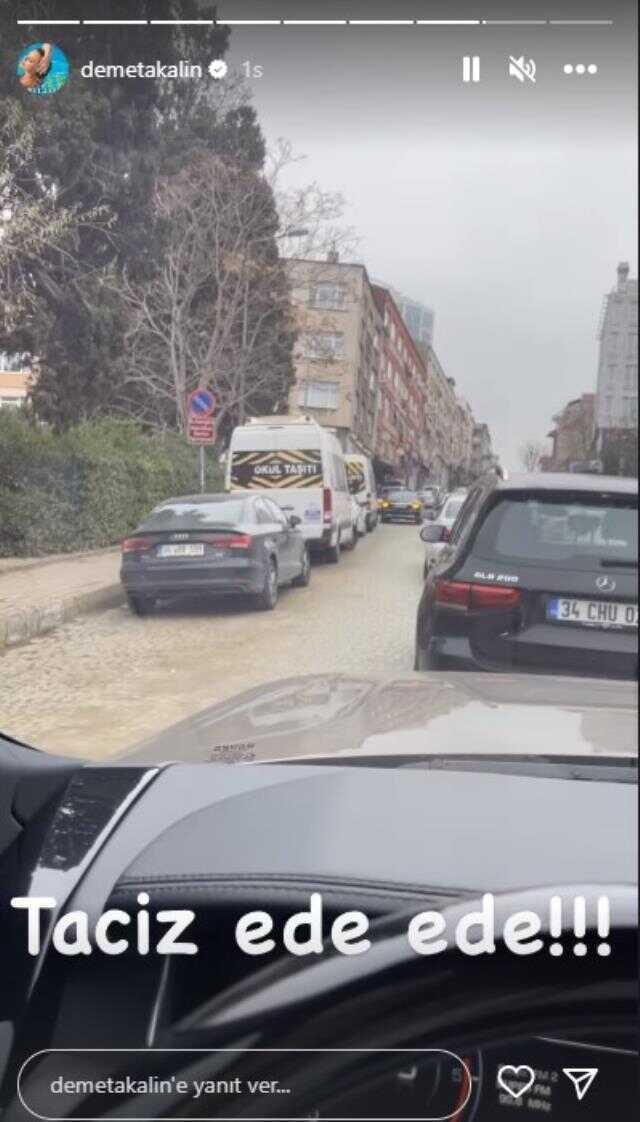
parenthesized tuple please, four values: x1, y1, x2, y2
(508, 56, 536, 83)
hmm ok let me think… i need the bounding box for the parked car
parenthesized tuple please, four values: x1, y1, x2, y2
(421, 493, 468, 577)
(350, 493, 366, 540)
(226, 414, 354, 562)
(380, 489, 424, 523)
(346, 453, 378, 532)
(415, 472, 638, 678)
(120, 492, 310, 615)
(377, 480, 403, 513)
(417, 486, 442, 518)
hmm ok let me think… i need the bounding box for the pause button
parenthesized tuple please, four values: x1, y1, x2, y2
(462, 56, 480, 83)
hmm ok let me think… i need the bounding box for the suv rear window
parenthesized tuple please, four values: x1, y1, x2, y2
(471, 494, 638, 571)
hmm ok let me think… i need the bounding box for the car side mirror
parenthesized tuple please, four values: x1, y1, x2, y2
(420, 523, 446, 543)
(288, 514, 301, 528)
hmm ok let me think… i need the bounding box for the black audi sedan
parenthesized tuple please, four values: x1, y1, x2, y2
(415, 472, 638, 679)
(120, 493, 310, 615)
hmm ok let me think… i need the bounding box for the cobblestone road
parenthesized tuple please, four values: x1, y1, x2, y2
(0, 525, 425, 760)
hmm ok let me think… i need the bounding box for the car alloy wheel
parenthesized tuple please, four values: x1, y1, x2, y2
(255, 560, 278, 610)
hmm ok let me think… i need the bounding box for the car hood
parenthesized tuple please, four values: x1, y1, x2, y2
(122, 671, 638, 765)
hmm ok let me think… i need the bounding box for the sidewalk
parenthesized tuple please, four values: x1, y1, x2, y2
(0, 546, 123, 649)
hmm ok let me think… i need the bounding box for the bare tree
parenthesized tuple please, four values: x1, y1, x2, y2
(116, 152, 295, 438)
(116, 140, 359, 440)
(268, 139, 358, 263)
(519, 440, 545, 472)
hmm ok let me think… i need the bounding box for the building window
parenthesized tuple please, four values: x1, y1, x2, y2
(300, 332, 345, 360)
(298, 380, 340, 410)
(310, 283, 346, 311)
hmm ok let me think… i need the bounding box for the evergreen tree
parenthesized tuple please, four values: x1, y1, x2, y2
(0, 1, 273, 427)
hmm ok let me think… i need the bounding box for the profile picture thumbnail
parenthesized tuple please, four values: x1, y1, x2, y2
(17, 42, 70, 96)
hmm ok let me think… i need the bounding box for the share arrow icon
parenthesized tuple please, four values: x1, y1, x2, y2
(562, 1068, 599, 1101)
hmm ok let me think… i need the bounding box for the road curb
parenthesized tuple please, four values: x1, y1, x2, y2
(0, 545, 120, 578)
(0, 584, 124, 651)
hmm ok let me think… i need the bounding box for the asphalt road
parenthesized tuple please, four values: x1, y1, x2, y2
(0, 524, 425, 760)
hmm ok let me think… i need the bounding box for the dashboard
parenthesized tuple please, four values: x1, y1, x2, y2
(1, 754, 637, 1120)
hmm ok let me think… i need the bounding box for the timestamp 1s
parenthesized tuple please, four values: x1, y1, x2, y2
(242, 60, 263, 79)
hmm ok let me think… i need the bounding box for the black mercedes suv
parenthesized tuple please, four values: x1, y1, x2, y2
(415, 472, 638, 679)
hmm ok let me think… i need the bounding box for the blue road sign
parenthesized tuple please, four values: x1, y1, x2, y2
(189, 389, 216, 417)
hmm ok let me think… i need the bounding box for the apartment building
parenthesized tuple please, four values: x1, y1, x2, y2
(375, 284, 434, 348)
(595, 262, 638, 434)
(417, 345, 469, 486)
(452, 395, 475, 482)
(286, 256, 477, 486)
(371, 284, 433, 486)
(470, 422, 498, 478)
(593, 262, 638, 475)
(286, 257, 381, 456)
(544, 393, 596, 470)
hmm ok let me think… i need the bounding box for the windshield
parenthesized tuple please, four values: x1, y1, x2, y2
(443, 499, 464, 521)
(346, 462, 366, 494)
(0, 4, 636, 771)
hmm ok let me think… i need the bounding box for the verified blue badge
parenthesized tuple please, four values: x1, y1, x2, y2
(17, 43, 70, 96)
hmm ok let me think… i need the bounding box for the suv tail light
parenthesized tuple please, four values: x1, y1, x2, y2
(122, 537, 153, 553)
(434, 579, 471, 608)
(323, 487, 333, 524)
(470, 585, 521, 609)
(434, 580, 521, 610)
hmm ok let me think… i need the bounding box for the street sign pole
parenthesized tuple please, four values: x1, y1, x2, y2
(198, 445, 206, 494)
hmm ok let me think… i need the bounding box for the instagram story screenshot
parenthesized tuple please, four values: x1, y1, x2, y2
(0, 1, 637, 1120)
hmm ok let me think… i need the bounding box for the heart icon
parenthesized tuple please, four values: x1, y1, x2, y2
(497, 1065, 536, 1100)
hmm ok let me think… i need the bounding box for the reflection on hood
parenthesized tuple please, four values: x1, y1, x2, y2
(122, 672, 638, 765)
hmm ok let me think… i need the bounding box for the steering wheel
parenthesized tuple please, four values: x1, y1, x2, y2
(156, 884, 636, 1117)
(12, 887, 636, 1122)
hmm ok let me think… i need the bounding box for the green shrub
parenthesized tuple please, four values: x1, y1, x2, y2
(0, 413, 222, 556)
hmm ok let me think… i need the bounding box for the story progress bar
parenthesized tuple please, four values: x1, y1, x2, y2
(17, 18, 614, 28)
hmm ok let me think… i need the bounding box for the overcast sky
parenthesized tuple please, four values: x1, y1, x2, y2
(226, 0, 637, 469)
